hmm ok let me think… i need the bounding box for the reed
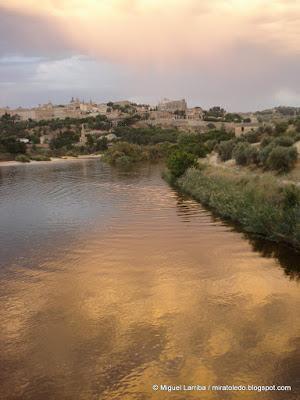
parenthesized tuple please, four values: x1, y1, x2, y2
(175, 165, 300, 249)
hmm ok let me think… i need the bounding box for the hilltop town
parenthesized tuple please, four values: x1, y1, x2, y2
(0, 98, 259, 136)
(1, 97, 299, 136)
(1, 97, 300, 164)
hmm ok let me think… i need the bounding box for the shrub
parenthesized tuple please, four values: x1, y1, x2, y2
(30, 155, 51, 161)
(205, 139, 217, 152)
(244, 130, 262, 144)
(115, 155, 133, 168)
(104, 142, 154, 166)
(167, 150, 196, 178)
(65, 151, 78, 158)
(15, 154, 30, 163)
(266, 145, 298, 173)
(259, 143, 275, 165)
(1, 137, 27, 154)
(233, 142, 258, 166)
(113, 126, 179, 145)
(260, 135, 273, 148)
(282, 185, 300, 208)
(177, 133, 208, 158)
(105, 142, 144, 163)
(49, 130, 80, 150)
(217, 140, 236, 161)
(273, 136, 294, 147)
(274, 122, 289, 136)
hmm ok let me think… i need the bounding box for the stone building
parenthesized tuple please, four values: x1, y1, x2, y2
(186, 107, 203, 120)
(149, 110, 174, 120)
(158, 98, 187, 112)
(13, 108, 37, 120)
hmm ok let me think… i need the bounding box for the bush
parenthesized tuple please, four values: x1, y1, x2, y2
(113, 126, 179, 145)
(274, 122, 289, 136)
(167, 150, 196, 178)
(273, 136, 294, 147)
(1, 137, 27, 154)
(15, 154, 30, 163)
(30, 155, 51, 161)
(49, 130, 80, 150)
(115, 155, 133, 168)
(259, 143, 275, 165)
(233, 142, 258, 166)
(205, 139, 217, 152)
(260, 135, 273, 148)
(266, 146, 298, 173)
(177, 133, 208, 158)
(244, 130, 262, 144)
(105, 142, 165, 167)
(65, 151, 78, 158)
(217, 140, 236, 161)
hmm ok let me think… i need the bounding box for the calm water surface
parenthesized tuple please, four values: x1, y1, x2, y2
(0, 159, 299, 400)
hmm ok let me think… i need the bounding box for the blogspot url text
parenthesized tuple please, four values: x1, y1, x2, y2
(152, 384, 292, 393)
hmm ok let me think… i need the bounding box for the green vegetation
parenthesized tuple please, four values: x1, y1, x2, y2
(265, 146, 297, 173)
(85, 135, 108, 153)
(15, 154, 30, 163)
(175, 165, 300, 249)
(103, 142, 168, 167)
(30, 155, 51, 162)
(166, 150, 196, 178)
(213, 125, 299, 173)
(103, 127, 236, 170)
(113, 126, 179, 145)
(163, 119, 300, 249)
(217, 140, 236, 161)
(0, 113, 112, 161)
(49, 130, 80, 150)
(232, 142, 258, 166)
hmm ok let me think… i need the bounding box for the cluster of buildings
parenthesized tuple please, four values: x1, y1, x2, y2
(0, 97, 259, 136)
(0, 97, 204, 122)
(0, 98, 107, 121)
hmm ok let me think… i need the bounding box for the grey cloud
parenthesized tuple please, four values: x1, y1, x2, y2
(0, 7, 72, 58)
(0, 4, 299, 111)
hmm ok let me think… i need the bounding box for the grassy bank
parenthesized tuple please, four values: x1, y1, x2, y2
(170, 165, 300, 249)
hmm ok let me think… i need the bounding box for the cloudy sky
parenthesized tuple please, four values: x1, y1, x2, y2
(0, 0, 300, 111)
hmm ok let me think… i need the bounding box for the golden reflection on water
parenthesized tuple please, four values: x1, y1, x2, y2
(0, 161, 299, 400)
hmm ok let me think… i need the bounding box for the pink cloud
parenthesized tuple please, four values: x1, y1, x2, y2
(1, 0, 299, 67)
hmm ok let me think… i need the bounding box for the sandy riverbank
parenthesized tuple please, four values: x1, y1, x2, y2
(0, 154, 102, 168)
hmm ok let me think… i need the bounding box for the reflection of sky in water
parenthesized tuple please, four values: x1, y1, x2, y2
(0, 160, 299, 399)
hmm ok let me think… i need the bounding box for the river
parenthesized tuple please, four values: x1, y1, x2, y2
(0, 159, 299, 400)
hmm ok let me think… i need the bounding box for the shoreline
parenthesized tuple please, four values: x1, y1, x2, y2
(165, 165, 300, 250)
(0, 154, 102, 167)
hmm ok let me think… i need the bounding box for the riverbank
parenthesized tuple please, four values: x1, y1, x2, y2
(167, 164, 300, 249)
(0, 154, 102, 167)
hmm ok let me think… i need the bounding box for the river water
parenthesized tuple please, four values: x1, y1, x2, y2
(0, 159, 299, 400)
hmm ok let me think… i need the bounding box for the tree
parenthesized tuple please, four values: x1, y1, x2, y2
(224, 113, 242, 122)
(266, 146, 298, 173)
(1, 137, 26, 154)
(206, 106, 226, 118)
(167, 150, 196, 178)
(217, 140, 236, 161)
(233, 142, 258, 166)
(274, 122, 289, 136)
(95, 137, 108, 151)
(49, 130, 80, 150)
